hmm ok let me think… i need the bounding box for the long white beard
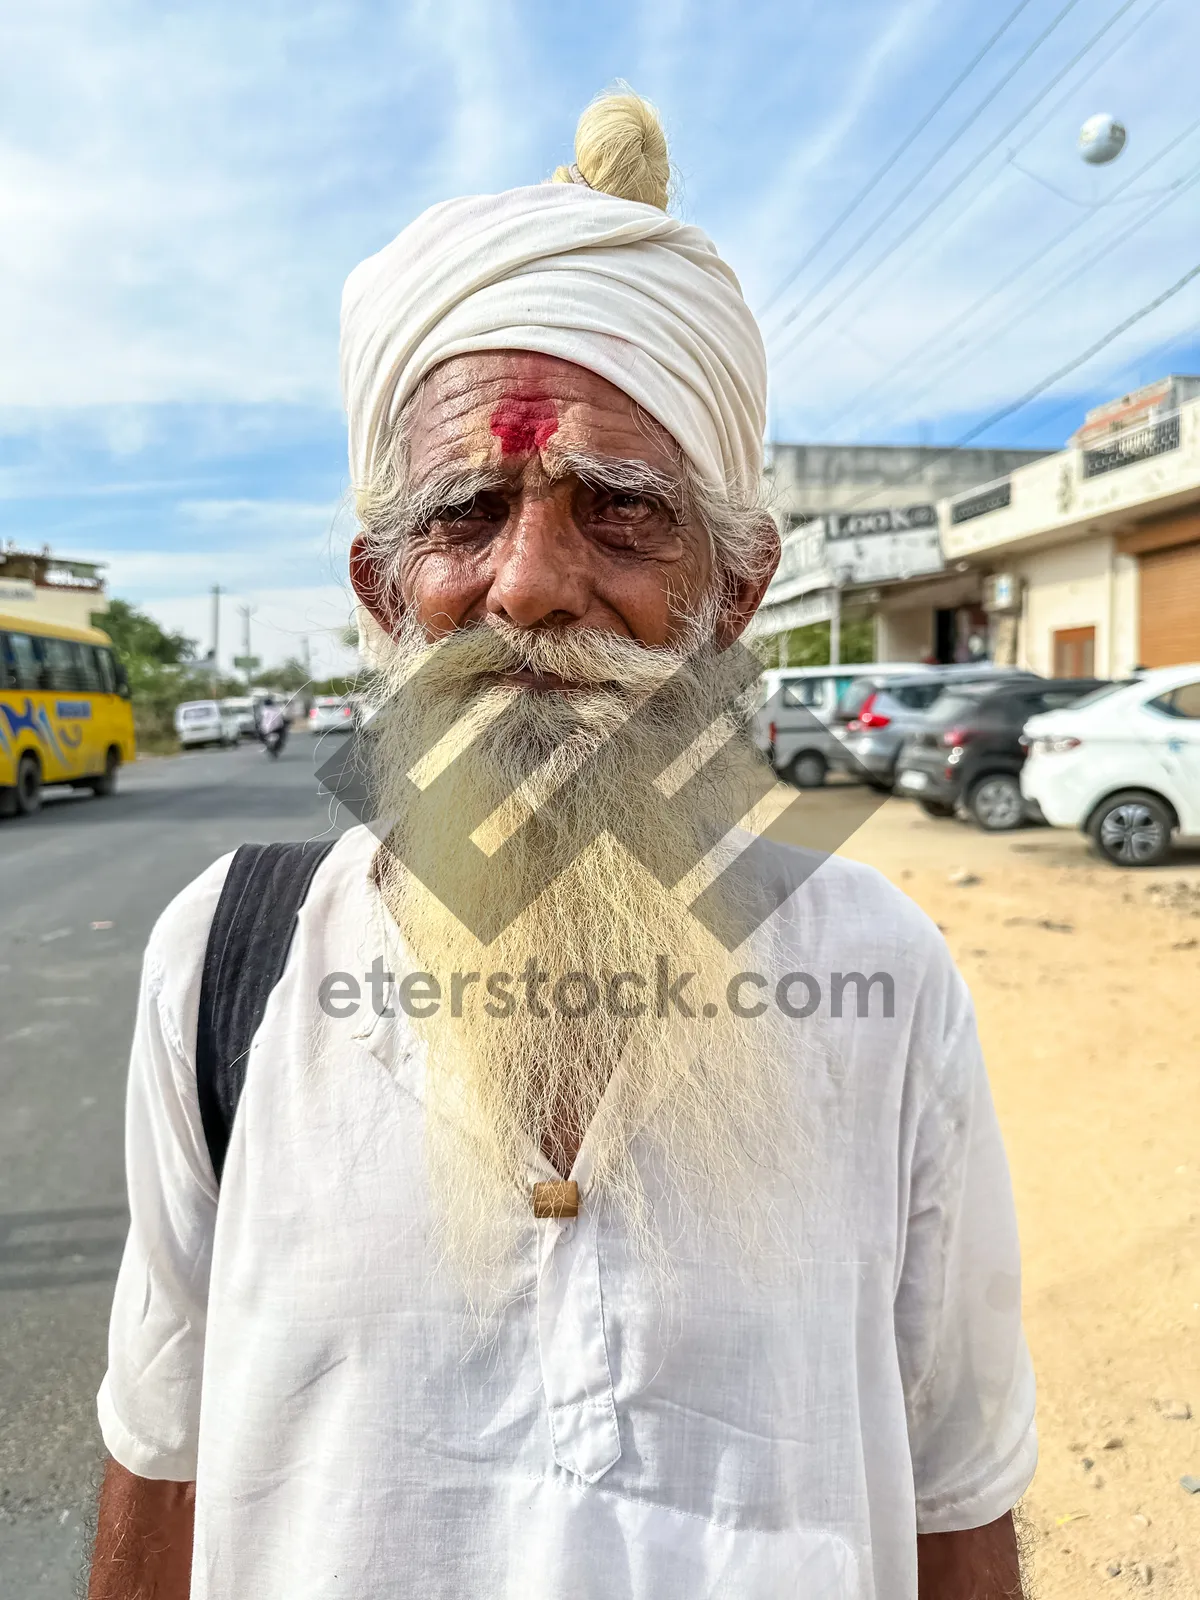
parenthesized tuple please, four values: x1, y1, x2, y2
(366, 614, 799, 1312)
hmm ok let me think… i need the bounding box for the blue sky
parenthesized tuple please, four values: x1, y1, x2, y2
(2, 0, 1198, 670)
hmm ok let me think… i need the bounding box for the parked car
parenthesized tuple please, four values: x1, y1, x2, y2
(755, 667, 858, 788)
(834, 666, 1040, 790)
(894, 678, 1107, 829)
(174, 700, 240, 749)
(1021, 665, 1200, 867)
(755, 663, 932, 788)
(309, 696, 356, 734)
(220, 696, 258, 738)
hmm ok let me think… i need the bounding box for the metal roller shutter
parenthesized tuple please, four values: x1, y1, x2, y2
(1138, 540, 1200, 666)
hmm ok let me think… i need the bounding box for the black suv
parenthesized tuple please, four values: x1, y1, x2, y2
(894, 678, 1107, 830)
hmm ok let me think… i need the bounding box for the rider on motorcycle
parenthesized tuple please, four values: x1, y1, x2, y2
(259, 697, 288, 754)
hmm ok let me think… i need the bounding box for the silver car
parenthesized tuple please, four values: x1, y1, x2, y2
(220, 696, 258, 738)
(755, 664, 932, 788)
(835, 668, 1038, 790)
(308, 696, 357, 734)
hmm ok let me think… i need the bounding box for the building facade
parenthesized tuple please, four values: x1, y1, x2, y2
(0, 547, 107, 631)
(751, 444, 1047, 662)
(940, 377, 1200, 676)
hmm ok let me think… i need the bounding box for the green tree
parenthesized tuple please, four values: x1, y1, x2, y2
(91, 599, 197, 666)
(91, 600, 215, 753)
(252, 657, 311, 694)
(754, 616, 876, 669)
(309, 675, 359, 698)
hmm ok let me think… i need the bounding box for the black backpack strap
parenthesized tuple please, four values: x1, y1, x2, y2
(196, 840, 335, 1184)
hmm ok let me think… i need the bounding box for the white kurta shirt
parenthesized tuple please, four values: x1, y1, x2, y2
(99, 826, 1035, 1600)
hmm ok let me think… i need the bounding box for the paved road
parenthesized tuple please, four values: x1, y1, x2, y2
(0, 737, 347, 1597)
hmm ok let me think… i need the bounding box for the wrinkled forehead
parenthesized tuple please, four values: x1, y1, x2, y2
(406, 350, 686, 484)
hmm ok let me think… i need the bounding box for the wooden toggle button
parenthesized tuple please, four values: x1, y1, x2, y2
(532, 1180, 580, 1219)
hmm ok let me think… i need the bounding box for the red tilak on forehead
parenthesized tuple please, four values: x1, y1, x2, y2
(489, 397, 559, 456)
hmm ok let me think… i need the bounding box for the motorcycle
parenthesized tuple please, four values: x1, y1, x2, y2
(263, 725, 288, 759)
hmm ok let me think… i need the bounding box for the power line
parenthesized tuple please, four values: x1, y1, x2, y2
(769, 0, 1144, 364)
(975, 318, 1200, 439)
(770, 0, 1144, 356)
(824, 256, 1200, 516)
(757, 0, 1039, 320)
(820, 109, 1200, 438)
(802, 0, 1177, 432)
(761, 0, 1087, 339)
(800, 315, 1200, 518)
(859, 161, 1200, 437)
(944, 254, 1200, 446)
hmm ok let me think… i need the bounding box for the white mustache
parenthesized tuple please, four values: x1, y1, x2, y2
(389, 615, 702, 700)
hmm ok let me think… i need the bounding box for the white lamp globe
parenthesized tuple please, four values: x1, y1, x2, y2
(1078, 114, 1127, 165)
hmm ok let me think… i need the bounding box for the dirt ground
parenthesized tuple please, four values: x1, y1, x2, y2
(830, 793, 1200, 1596)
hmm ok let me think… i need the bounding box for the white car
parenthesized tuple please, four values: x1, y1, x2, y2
(309, 696, 356, 734)
(1021, 665, 1200, 866)
(220, 696, 258, 738)
(174, 700, 241, 749)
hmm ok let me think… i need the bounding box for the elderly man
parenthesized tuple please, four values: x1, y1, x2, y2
(90, 94, 1035, 1600)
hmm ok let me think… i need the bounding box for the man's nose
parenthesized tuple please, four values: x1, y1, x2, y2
(485, 494, 590, 628)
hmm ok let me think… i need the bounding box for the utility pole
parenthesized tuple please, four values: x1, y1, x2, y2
(210, 585, 222, 696)
(829, 564, 853, 668)
(237, 604, 256, 688)
(829, 584, 841, 668)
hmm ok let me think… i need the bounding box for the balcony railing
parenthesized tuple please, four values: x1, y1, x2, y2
(1081, 412, 1181, 480)
(949, 478, 1012, 524)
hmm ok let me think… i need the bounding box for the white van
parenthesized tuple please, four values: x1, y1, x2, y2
(174, 700, 240, 749)
(753, 664, 933, 788)
(220, 696, 258, 738)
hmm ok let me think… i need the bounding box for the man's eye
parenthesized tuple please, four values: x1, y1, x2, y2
(433, 496, 505, 528)
(442, 498, 483, 523)
(596, 493, 660, 523)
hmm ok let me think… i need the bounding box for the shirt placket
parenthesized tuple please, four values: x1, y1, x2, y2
(533, 1159, 622, 1484)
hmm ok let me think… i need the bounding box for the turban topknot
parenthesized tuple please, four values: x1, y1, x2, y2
(340, 95, 767, 497)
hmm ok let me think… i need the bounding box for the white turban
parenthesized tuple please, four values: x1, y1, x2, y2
(340, 183, 767, 496)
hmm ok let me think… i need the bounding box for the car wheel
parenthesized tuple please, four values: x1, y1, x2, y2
(16, 752, 42, 816)
(788, 751, 827, 789)
(91, 747, 120, 797)
(967, 773, 1025, 831)
(1088, 791, 1173, 868)
(918, 798, 957, 820)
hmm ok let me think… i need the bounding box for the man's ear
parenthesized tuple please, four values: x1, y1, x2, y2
(713, 514, 780, 650)
(349, 532, 403, 639)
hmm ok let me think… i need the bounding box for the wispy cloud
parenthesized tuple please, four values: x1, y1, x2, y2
(767, 0, 945, 200)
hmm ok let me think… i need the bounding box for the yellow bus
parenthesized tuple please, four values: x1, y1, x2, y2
(0, 612, 137, 817)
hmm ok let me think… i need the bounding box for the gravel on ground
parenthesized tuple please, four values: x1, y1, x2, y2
(835, 797, 1200, 1597)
